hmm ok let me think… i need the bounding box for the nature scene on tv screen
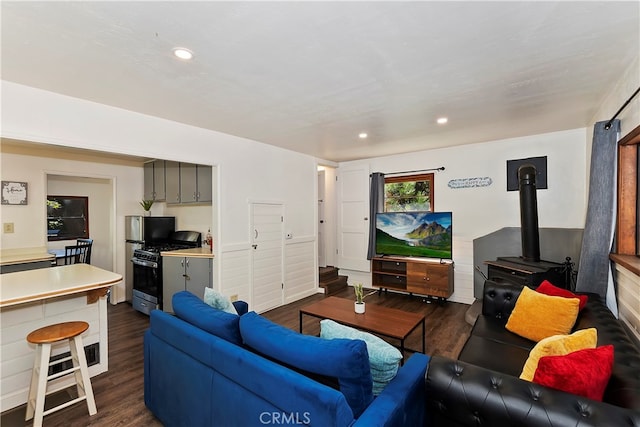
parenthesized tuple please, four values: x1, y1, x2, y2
(376, 211, 452, 258)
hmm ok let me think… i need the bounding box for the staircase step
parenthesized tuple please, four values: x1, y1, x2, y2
(320, 275, 348, 296)
(319, 266, 339, 282)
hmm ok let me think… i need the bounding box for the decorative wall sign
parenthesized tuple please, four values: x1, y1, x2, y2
(1, 181, 28, 205)
(447, 177, 493, 189)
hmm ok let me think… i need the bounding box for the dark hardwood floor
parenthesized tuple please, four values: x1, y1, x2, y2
(2, 288, 471, 426)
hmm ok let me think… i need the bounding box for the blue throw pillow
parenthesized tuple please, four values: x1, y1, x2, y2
(203, 287, 238, 314)
(239, 312, 373, 418)
(320, 319, 402, 396)
(172, 291, 242, 345)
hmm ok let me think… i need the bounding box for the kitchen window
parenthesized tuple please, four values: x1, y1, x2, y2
(47, 195, 89, 241)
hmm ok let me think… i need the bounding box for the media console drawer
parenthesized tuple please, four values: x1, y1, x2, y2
(372, 256, 454, 300)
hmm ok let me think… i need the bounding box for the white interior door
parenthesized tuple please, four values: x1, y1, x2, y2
(337, 165, 371, 272)
(251, 203, 284, 313)
(318, 170, 326, 268)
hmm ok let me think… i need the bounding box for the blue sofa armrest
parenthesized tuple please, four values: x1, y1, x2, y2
(233, 300, 248, 315)
(354, 353, 430, 427)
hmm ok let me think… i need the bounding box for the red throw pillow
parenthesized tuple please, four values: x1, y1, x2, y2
(532, 345, 614, 401)
(536, 280, 588, 311)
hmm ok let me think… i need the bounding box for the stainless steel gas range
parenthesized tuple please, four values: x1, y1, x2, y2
(131, 231, 201, 315)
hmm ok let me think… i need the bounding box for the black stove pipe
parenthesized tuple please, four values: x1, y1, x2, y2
(518, 164, 541, 262)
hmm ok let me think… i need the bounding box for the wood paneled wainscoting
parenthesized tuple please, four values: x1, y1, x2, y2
(1, 287, 471, 426)
(610, 254, 640, 344)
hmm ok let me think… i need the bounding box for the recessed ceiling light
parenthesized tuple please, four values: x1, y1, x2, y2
(358, 132, 368, 139)
(437, 117, 448, 125)
(173, 48, 193, 60)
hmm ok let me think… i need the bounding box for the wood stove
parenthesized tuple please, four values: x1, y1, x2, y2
(485, 257, 568, 288)
(486, 165, 571, 289)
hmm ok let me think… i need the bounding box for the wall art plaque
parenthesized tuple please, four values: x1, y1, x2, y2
(1, 181, 28, 205)
(448, 177, 493, 189)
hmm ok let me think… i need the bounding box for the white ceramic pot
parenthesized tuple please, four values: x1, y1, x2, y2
(354, 302, 365, 314)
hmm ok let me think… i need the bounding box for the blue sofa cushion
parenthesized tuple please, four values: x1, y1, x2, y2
(320, 319, 402, 396)
(239, 311, 373, 418)
(172, 291, 242, 345)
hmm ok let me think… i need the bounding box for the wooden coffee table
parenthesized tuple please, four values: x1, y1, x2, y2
(299, 296, 425, 359)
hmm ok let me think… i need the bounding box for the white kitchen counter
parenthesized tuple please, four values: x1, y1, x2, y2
(0, 264, 122, 411)
(0, 247, 54, 266)
(160, 247, 214, 258)
(0, 263, 121, 307)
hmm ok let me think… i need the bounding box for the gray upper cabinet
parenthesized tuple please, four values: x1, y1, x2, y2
(164, 161, 212, 205)
(143, 160, 166, 201)
(165, 160, 181, 204)
(180, 163, 198, 203)
(143, 162, 154, 201)
(196, 165, 212, 203)
(153, 160, 166, 201)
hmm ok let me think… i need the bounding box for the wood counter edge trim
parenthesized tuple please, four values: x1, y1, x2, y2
(0, 280, 118, 308)
(610, 254, 640, 276)
(87, 287, 109, 304)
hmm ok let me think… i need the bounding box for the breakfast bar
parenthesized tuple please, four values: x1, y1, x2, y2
(0, 247, 55, 274)
(0, 264, 122, 411)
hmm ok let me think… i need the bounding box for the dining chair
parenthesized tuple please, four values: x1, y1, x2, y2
(64, 239, 92, 265)
(76, 238, 93, 264)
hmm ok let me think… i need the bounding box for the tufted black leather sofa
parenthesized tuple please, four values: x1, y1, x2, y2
(425, 280, 640, 427)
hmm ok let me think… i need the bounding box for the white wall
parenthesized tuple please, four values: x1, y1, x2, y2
(339, 128, 588, 304)
(163, 203, 213, 243)
(0, 146, 143, 301)
(1, 81, 319, 308)
(590, 56, 640, 143)
(583, 56, 640, 203)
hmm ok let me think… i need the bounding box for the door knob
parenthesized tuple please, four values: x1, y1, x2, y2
(252, 244, 258, 249)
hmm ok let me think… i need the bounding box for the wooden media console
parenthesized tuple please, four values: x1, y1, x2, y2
(371, 256, 454, 301)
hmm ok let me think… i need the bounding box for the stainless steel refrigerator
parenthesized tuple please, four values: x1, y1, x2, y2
(124, 215, 175, 302)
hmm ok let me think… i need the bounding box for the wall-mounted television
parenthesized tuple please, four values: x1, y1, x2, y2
(375, 211, 452, 259)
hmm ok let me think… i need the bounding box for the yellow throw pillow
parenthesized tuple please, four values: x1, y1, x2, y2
(519, 328, 597, 381)
(505, 286, 580, 342)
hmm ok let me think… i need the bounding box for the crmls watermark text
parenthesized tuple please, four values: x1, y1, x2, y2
(259, 412, 311, 425)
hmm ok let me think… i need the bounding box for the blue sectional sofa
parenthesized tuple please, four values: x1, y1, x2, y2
(144, 291, 430, 427)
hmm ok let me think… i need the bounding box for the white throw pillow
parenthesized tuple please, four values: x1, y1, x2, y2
(203, 287, 238, 315)
(320, 319, 402, 396)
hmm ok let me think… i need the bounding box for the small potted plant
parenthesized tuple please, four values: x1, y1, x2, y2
(140, 199, 154, 215)
(47, 199, 63, 236)
(354, 283, 365, 314)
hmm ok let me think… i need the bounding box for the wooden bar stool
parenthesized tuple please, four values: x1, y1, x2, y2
(25, 321, 97, 426)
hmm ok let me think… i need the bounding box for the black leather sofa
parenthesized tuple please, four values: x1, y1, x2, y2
(425, 280, 640, 427)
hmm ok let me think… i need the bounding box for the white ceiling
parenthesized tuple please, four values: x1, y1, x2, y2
(1, 1, 638, 162)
